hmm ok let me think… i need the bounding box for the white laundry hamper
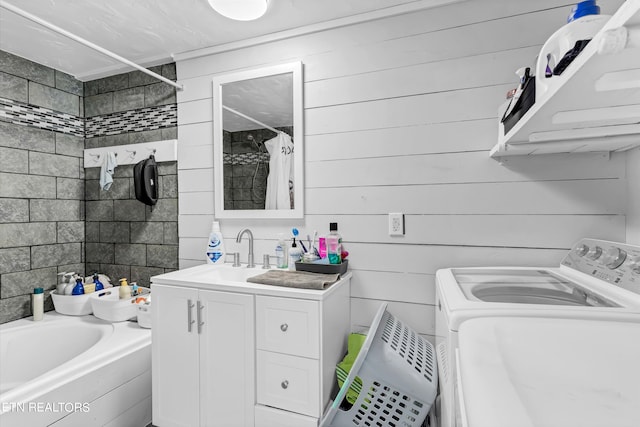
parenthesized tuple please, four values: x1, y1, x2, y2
(321, 303, 438, 427)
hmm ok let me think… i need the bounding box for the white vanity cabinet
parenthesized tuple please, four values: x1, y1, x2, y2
(151, 265, 351, 427)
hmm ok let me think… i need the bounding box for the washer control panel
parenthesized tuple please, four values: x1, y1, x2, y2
(562, 239, 640, 292)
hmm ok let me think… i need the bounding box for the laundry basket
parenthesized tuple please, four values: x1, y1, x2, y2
(320, 303, 437, 427)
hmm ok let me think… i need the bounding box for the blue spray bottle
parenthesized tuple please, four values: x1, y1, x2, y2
(93, 273, 104, 292)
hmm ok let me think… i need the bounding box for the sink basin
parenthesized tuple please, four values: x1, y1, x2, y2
(159, 263, 268, 285)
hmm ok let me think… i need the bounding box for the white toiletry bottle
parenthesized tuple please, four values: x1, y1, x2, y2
(275, 233, 288, 268)
(63, 272, 77, 295)
(288, 238, 302, 271)
(32, 287, 44, 321)
(206, 221, 226, 264)
(57, 272, 67, 294)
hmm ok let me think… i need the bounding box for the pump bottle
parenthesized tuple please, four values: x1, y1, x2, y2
(206, 221, 226, 264)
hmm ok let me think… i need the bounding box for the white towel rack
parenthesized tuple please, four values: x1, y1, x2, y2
(84, 139, 177, 167)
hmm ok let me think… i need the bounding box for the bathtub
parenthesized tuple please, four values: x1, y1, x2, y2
(0, 312, 151, 427)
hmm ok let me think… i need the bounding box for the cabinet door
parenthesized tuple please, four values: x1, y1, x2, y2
(152, 284, 200, 427)
(199, 289, 255, 427)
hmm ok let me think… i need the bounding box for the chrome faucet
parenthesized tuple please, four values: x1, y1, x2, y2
(236, 228, 255, 268)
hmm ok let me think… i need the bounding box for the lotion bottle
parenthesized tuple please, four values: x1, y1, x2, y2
(32, 287, 44, 321)
(206, 221, 226, 264)
(119, 278, 132, 299)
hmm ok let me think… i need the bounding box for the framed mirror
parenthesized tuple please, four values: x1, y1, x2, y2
(212, 61, 304, 219)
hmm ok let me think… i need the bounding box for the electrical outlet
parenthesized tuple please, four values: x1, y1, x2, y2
(388, 213, 405, 236)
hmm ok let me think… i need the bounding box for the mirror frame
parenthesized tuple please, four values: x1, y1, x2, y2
(212, 61, 304, 219)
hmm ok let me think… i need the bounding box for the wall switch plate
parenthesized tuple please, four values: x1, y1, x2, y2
(388, 213, 405, 236)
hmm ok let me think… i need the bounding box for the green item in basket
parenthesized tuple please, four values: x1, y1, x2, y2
(336, 333, 367, 404)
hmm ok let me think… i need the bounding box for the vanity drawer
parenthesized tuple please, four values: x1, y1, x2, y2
(254, 404, 317, 427)
(257, 350, 320, 417)
(256, 296, 319, 358)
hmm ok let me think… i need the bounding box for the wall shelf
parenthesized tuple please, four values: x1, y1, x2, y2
(491, 0, 640, 158)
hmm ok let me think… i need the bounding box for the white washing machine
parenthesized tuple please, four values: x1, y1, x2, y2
(435, 238, 640, 427)
(455, 316, 640, 427)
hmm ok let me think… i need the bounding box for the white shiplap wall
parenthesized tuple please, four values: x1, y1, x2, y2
(175, 0, 627, 337)
(628, 147, 640, 245)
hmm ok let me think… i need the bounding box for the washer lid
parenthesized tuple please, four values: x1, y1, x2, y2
(457, 317, 640, 427)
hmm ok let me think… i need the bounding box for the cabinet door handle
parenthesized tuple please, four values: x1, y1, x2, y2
(280, 323, 288, 332)
(281, 380, 289, 389)
(197, 300, 204, 334)
(187, 299, 195, 333)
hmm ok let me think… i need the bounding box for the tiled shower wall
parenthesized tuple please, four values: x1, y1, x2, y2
(0, 50, 178, 323)
(0, 51, 85, 323)
(83, 64, 178, 288)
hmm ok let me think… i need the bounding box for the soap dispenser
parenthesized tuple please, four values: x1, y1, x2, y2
(63, 272, 77, 295)
(57, 272, 67, 294)
(119, 278, 132, 299)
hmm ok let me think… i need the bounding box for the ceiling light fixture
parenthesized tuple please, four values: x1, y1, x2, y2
(207, 0, 269, 21)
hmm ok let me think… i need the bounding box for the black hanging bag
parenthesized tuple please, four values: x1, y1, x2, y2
(134, 155, 158, 206)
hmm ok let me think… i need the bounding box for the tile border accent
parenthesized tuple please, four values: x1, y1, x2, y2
(0, 96, 83, 137)
(85, 104, 177, 138)
(223, 152, 270, 166)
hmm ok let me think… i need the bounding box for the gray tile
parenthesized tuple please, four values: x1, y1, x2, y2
(0, 198, 28, 223)
(31, 243, 82, 269)
(147, 245, 178, 268)
(84, 80, 99, 97)
(99, 264, 130, 283)
(55, 133, 84, 158)
(130, 222, 164, 244)
(146, 198, 178, 222)
(29, 152, 79, 178)
(163, 222, 178, 245)
(157, 161, 177, 175)
(128, 66, 162, 87)
(0, 247, 30, 274)
(99, 222, 130, 243)
(159, 175, 178, 198)
(84, 168, 100, 180)
(113, 200, 146, 221)
(54, 70, 83, 96)
(115, 244, 146, 266)
(0, 121, 55, 152)
(161, 126, 178, 140)
(84, 93, 113, 117)
(145, 83, 176, 107)
(85, 200, 114, 221)
(28, 81, 80, 116)
(57, 177, 84, 200)
(99, 177, 130, 199)
(0, 295, 31, 323)
(85, 222, 100, 242)
(161, 63, 177, 80)
(0, 172, 56, 198)
(0, 147, 28, 173)
(1, 267, 57, 298)
(99, 74, 129, 93)
(30, 200, 80, 222)
(0, 71, 28, 102)
(113, 164, 134, 178)
(0, 50, 55, 87)
(129, 129, 162, 144)
(113, 87, 144, 113)
(0, 222, 56, 248)
(85, 179, 100, 200)
(85, 133, 129, 149)
(57, 222, 85, 243)
(130, 265, 165, 287)
(85, 242, 115, 264)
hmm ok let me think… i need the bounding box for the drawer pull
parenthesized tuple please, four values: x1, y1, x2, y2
(280, 323, 288, 332)
(281, 380, 289, 389)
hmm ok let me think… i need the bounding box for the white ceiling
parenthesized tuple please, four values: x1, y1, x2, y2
(0, 0, 450, 81)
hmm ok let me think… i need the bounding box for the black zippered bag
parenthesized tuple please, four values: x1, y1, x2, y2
(134, 155, 158, 206)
